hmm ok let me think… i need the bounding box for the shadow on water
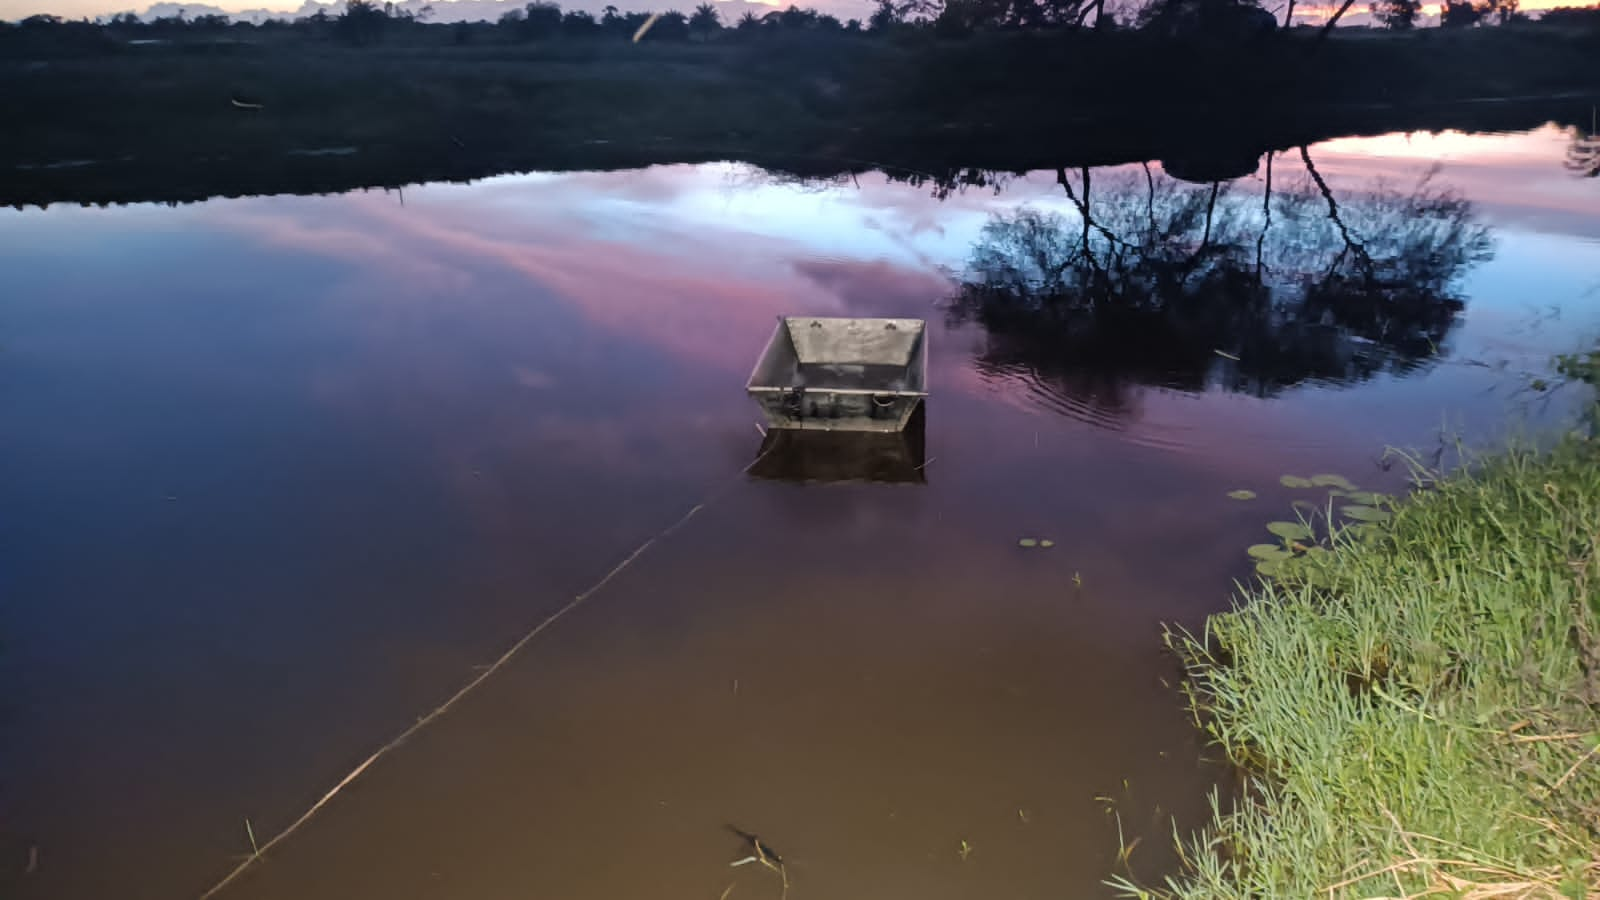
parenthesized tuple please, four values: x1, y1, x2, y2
(943, 147, 1495, 426)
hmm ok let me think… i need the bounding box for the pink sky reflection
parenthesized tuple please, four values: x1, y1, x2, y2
(202, 124, 1599, 475)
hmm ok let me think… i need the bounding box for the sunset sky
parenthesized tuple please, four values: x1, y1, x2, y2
(2, 0, 1594, 23)
(1290, 0, 1594, 19)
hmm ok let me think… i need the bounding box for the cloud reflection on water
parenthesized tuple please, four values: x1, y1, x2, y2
(201, 124, 1599, 462)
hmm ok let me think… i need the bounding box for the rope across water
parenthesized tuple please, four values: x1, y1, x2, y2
(197, 444, 776, 899)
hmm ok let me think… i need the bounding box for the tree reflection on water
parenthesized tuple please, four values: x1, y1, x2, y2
(1566, 117, 1599, 178)
(943, 148, 1495, 420)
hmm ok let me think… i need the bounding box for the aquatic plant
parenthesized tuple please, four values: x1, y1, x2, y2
(1119, 437, 1600, 898)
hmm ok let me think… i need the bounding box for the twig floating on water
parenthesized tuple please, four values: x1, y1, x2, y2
(727, 825, 787, 892)
(1214, 349, 1241, 361)
(727, 826, 784, 866)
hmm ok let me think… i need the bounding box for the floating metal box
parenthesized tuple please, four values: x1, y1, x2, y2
(746, 317, 928, 433)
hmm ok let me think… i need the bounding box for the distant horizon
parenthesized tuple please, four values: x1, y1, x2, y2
(1, 0, 1593, 25)
(7, 0, 839, 22)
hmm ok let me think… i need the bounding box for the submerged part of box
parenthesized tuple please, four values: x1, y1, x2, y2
(746, 317, 928, 432)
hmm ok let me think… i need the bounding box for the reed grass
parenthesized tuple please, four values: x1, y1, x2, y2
(1121, 435, 1600, 898)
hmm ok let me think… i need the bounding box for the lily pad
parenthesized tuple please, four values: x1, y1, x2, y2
(1255, 559, 1285, 577)
(1291, 499, 1321, 514)
(1310, 474, 1358, 491)
(1345, 491, 1388, 506)
(1247, 543, 1291, 561)
(1227, 489, 1257, 501)
(1267, 521, 1314, 541)
(1280, 475, 1315, 489)
(1341, 505, 1392, 523)
(1019, 538, 1039, 548)
(1040, 539, 1055, 548)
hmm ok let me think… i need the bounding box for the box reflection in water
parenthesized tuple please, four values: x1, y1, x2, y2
(748, 406, 928, 485)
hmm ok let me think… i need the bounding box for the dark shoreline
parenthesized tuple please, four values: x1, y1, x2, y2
(5, 22, 1599, 208)
(5, 90, 1595, 209)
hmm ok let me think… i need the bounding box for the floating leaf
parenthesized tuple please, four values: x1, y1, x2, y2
(1279, 475, 1314, 489)
(1018, 538, 1039, 548)
(1227, 489, 1257, 501)
(1341, 505, 1392, 523)
(1345, 491, 1388, 506)
(1291, 499, 1321, 514)
(1247, 543, 1291, 561)
(1267, 521, 1314, 541)
(1310, 474, 1358, 491)
(1039, 539, 1055, 548)
(1255, 559, 1285, 577)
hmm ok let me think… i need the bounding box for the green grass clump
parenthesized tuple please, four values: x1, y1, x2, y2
(1129, 437, 1600, 899)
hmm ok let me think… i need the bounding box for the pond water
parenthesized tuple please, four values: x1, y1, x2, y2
(1, 123, 1597, 900)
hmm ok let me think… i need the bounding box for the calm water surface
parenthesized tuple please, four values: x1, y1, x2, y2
(1, 124, 1597, 900)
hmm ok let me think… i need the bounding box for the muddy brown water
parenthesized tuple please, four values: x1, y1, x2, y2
(1, 124, 1597, 899)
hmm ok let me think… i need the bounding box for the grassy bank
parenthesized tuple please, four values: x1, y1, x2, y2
(1136, 434, 1600, 897)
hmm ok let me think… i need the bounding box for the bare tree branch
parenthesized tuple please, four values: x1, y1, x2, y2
(1316, 0, 1359, 40)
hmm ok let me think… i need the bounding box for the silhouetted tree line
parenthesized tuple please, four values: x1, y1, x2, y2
(5, 0, 1593, 51)
(940, 152, 1494, 415)
(0, 0, 865, 46)
(1438, 0, 1525, 27)
(0, 2, 434, 47)
(1540, 3, 1600, 26)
